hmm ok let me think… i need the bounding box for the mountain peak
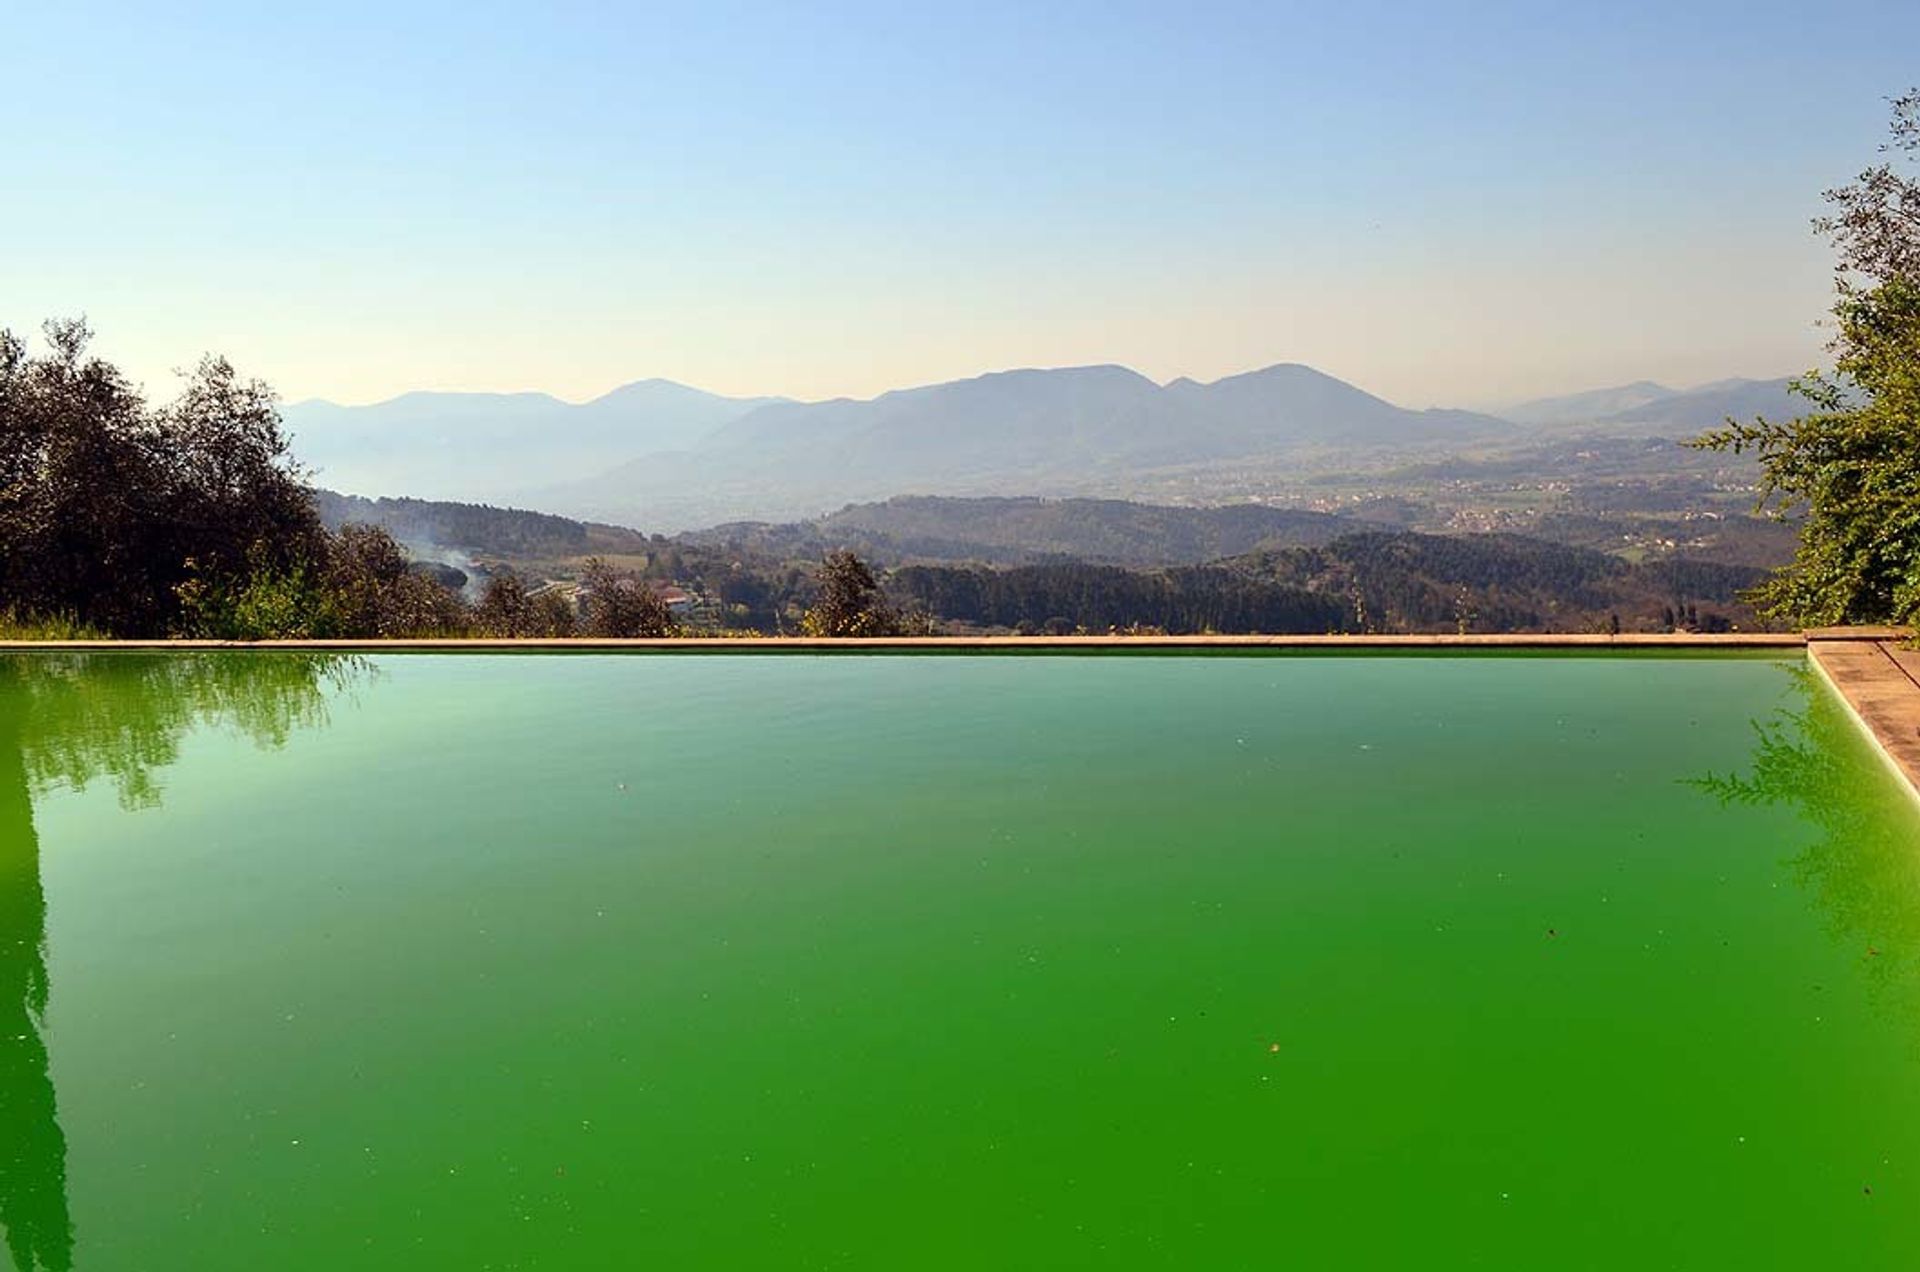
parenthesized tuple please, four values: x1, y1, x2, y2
(950, 363, 1157, 388)
(586, 377, 794, 410)
(1217, 361, 1324, 380)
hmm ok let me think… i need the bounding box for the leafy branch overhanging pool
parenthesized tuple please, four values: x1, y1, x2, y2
(1, 650, 1916, 1269)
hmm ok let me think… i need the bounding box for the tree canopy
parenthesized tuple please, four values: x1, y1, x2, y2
(0, 320, 322, 635)
(801, 550, 902, 637)
(1, 321, 486, 638)
(578, 558, 675, 638)
(1698, 90, 1920, 626)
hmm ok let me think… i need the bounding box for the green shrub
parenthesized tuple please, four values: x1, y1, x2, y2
(0, 610, 108, 640)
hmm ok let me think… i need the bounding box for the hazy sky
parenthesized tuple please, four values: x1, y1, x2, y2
(6, 1, 1917, 409)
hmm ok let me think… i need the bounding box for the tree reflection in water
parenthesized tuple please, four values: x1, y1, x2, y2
(1694, 664, 1920, 1024)
(0, 653, 367, 1272)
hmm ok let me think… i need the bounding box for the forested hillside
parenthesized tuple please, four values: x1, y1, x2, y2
(1229, 532, 1765, 633)
(315, 492, 596, 556)
(887, 532, 1769, 635)
(682, 495, 1366, 566)
(311, 491, 659, 575)
(889, 563, 1350, 634)
(308, 490, 1773, 635)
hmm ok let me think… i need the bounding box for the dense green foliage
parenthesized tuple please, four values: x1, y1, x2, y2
(578, 558, 675, 638)
(0, 611, 105, 641)
(802, 550, 905, 636)
(0, 321, 480, 639)
(0, 321, 717, 640)
(1699, 279, 1920, 624)
(472, 575, 577, 638)
(0, 321, 324, 635)
(1240, 532, 1759, 633)
(892, 561, 1346, 634)
(1697, 90, 1920, 626)
(173, 525, 471, 639)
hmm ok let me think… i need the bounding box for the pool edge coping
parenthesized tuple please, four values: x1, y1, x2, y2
(1807, 639, 1920, 806)
(0, 632, 1816, 652)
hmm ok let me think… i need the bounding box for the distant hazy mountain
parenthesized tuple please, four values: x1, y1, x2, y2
(283, 379, 779, 502)
(1159, 364, 1507, 447)
(1504, 381, 1676, 425)
(1505, 377, 1802, 432)
(283, 360, 1803, 532)
(1590, 377, 1804, 430)
(536, 363, 1515, 529)
(680, 494, 1372, 567)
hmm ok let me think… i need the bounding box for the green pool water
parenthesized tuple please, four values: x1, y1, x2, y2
(1, 651, 1917, 1270)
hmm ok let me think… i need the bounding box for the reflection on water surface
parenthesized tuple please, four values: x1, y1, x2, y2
(1694, 664, 1920, 1026)
(0, 655, 364, 1272)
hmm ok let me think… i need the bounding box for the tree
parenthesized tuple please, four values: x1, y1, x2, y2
(578, 557, 674, 637)
(322, 524, 469, 636)
(474, 574, 575, 637)
(800, 550, 900, 636)
(529, 589, 577, 637)
(0, 320, 323, 635)
(1696, 91, 1920, 627)
(1814, 89, 1920, 286)
(0, 321, 507, 639)
(474, 574, 535, 636)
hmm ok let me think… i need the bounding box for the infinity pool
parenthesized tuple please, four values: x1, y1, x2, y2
(1, 652, 1916, 1269)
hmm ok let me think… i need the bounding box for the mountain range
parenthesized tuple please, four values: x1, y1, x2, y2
(283, 379, 779, 503)
(284, 363, 1799, 531)
(1503, 376, 1802, 430)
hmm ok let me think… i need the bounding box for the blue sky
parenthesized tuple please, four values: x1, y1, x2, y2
(5, 0, 1917, 407)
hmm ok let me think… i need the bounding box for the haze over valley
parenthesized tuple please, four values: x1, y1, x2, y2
(284, 361, 1802, 533)
(296, 355, 1807, 636)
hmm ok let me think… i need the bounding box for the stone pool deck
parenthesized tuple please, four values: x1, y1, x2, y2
(1806, 629, 1920, 800)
